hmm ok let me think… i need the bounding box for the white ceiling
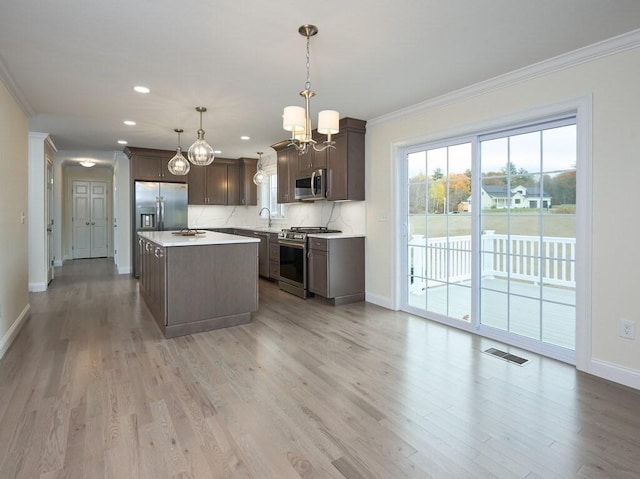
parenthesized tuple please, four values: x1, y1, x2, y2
(2, 0, 640, 166)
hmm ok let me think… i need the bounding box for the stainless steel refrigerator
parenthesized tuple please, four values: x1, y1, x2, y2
(133, 181, 188, 277)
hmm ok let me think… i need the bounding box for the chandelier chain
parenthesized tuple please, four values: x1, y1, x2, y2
(305, 34, 311, 91)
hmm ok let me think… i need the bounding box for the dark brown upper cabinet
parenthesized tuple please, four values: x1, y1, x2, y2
(272, 117, 366, 203)
(125, 146, 188, 183)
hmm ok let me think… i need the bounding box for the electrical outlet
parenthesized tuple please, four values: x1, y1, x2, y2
(619, 319, 636, 340)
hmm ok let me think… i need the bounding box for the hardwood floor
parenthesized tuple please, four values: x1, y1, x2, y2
(1, 258, 639, 478)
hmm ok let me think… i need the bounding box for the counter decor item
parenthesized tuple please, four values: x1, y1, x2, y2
(171, 229, 206, 236)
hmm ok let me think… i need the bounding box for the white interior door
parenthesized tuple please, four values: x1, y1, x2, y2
(90, 182, 108, 257)
(72, 180, 108, 258)
(73, 181, 91, 259)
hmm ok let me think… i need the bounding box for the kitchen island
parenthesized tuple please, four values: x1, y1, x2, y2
(137, 230, 259, 338)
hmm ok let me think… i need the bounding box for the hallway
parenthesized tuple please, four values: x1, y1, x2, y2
(1, 258, 639, 478)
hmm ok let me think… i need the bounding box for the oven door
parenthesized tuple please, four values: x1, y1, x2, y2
(279, 240, 307, 296)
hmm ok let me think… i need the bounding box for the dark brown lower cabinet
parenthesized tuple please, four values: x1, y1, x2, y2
(138, 235, 258, 338)
(307, 236, 365, 305)
(269, 234, 280, 280)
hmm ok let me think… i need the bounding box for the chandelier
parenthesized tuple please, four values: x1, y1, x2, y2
(188, 106, 215, 166)
(282, 24, 339, 155)
(167, 128, 190, 175)
(253, 152, 265, 185)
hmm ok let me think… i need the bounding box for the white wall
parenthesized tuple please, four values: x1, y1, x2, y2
(365, 41, 640, 387)
(0, 79, 30, 359)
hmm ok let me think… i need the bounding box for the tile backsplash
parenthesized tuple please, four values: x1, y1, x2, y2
(188, 201, 366, 234)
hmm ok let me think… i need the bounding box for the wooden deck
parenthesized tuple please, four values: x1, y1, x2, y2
(409, 277, 576, 349)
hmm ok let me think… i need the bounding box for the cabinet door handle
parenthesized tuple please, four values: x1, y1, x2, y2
(91, 222, 95, 225)
(85, 222, 90, 225)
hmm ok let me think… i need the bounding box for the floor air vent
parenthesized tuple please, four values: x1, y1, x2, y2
(483, 347, 529, 366)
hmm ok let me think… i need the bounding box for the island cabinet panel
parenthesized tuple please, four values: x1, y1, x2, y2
(307, 236, 365, 305)
(165, 243, 258, 333)
(138, 232, 259, 338)
(126, 146, 187, 183)
(138, 237, 167, 333)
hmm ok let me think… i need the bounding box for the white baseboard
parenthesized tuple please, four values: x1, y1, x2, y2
(365, 292, 394, 310)
(0, 304, 30, 360)
(588, 359, 640, 390)
(28, 282, 47, 292)
(54, 259, 63, 267)
(117, 266, 131, 275)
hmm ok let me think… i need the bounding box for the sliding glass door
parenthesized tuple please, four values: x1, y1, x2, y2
(406, 141, 473, 322)
(403, 117, 577, 359)
(479, 120, 576, 352)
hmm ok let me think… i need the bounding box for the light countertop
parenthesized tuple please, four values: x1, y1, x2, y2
(307, 233, 365, 239)
(138, 230, 260, 247)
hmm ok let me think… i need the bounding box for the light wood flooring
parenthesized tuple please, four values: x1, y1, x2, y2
(1, 258, 639, 478)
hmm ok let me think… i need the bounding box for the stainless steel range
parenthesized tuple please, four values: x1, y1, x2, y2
(278, 226, 341, 298)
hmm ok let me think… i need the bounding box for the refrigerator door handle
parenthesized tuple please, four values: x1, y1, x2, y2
(159, 196, 165, 230)
(156, 196, 161, 230)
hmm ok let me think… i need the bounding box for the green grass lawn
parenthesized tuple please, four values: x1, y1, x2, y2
(409, 206, 576, 238)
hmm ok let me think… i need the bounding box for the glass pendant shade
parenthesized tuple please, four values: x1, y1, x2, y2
(253, 152, 265, 185)
(188, 107, 215, 166)
(252, 169, 265, 185)
(188, 132, 215, 166)
(168, 146, 190, 175)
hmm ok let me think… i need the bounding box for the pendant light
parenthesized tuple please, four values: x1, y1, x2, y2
(167, 129, 190, 175)
(253, 152, 265, 185)
(282, 24, 339, 155)
(188, 106, 215, 166)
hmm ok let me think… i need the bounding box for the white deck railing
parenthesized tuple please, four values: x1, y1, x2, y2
(408, 231, 576, 293)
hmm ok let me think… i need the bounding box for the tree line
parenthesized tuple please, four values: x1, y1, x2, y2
(409, 163, 576, 214)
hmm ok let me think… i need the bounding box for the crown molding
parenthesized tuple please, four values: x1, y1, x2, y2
(369, 29, 640, 127)
(0, 53, 34, 117)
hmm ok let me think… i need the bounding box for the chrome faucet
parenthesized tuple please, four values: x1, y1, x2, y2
(259, 207, 272, 228)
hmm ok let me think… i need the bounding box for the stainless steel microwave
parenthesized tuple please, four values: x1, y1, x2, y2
(295, 168, 326, 201)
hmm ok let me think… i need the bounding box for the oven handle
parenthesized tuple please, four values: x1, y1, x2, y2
(278, 240, 305, 249)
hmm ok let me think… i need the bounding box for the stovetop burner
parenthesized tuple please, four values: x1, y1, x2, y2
(279, 226, 342, 241)
(287, 226, 342, 234)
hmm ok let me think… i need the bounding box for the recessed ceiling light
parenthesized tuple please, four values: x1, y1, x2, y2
(240, 136, 250, 140)
(117, 140, 128, 145)
(133, 86, 150, 94)
(124, 120, 136, 126)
